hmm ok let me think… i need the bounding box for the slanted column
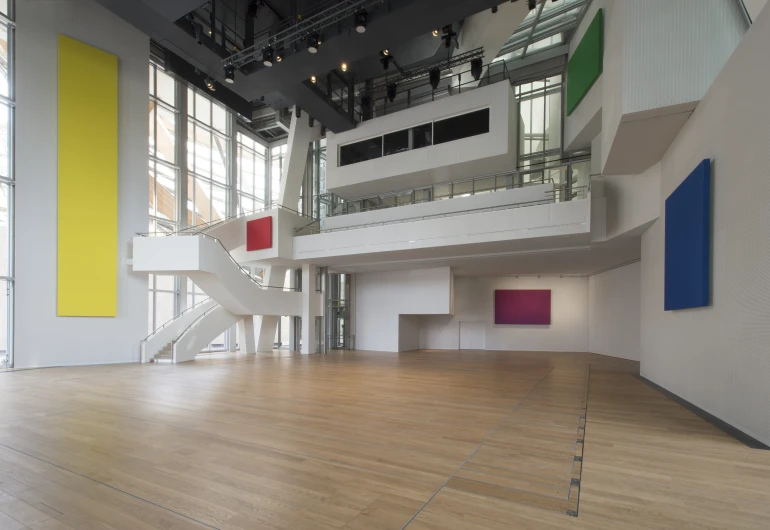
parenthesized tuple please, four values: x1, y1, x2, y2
(301, 263, 317, 354)
(238, 317, 256, 354)
(255, 266, 288, 351)
(278, 106, 313, 210)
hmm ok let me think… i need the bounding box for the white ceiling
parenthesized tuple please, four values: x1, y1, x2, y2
(329, 235, 641, 277)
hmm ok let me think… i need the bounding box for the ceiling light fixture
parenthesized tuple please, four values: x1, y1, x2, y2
(224, 65, 235, 84)
(354, 11, 367, 33)
(275, 48, 283, 62)
(341, 62, 348, 72)
(470, 58, 483, 81)
(432, 29, 439, 37)
(205, 77, 216, 91)
(247, 0, 258, 18)
(310, 75, 317, 83)
(307, 33, 319, 53)
(429, 68, 440, 90)
(387, 83, 397, 102)
(382, 48, 389, 56)
(263, 47, 274, 67)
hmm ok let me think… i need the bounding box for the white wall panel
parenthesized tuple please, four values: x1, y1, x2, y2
(622, 0, 746, 114)
(355, 268, 452, 352)
(420, 276, 589, 353)
(15, 0, 149, 368)
(588, 261, 640, 361)
(640, 6, 770, 446)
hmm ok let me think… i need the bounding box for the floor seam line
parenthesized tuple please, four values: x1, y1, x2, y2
(0, 441, 220, 530)
(400, 367, 556, 530)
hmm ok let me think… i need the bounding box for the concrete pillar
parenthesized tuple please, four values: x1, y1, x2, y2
(238, 317, 256, 354)
(278, 106, 314, 209)
(255, 265, 288, 351)
(301, 263, 317, 354)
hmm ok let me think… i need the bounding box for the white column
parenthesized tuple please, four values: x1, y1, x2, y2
(301, 263, 317, 354)
(255, 266, 288, 351)
(238, 317, 256, 354)
(278, 106, 314, 209)
(289, 269, 299, 351)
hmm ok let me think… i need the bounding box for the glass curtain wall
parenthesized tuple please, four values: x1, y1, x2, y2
(270, 144, 287, 206)
(187, 88, 230, 227)
(148, 62, 181, 332)
(0, 2, 13, 367)
(236, 131, 267, 214)
(515, 74, 567, 197)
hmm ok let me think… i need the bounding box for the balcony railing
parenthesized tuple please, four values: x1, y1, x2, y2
(296, 186, 588, 236)
(315, 157, 591, 221)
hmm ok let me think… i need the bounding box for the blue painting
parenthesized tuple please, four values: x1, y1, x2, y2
(664, 159, 711, 311)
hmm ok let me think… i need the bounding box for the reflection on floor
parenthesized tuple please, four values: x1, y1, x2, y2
(0, 350, 767, 529)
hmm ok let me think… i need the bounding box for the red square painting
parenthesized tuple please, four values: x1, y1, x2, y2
(246, 216, 272, 251)
(494, 289, 551, 325)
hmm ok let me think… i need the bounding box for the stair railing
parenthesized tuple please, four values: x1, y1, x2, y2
(169, 302, 223, 363)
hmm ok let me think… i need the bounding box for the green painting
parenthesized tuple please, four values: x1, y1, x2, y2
(566, 9, 603, 115)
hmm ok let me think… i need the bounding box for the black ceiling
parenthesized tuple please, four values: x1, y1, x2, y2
(96, 0, 505, 134)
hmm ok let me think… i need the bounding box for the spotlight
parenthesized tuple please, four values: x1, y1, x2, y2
(296, 107, 302, 118)
(310, 75, 317, 83)
(320, 125, 327, 136)
(429, 68, 440, 90)
(275, 48, 284, 62)
(492, 5, 498, 13)
(528, 0, 537, 10)
(307, 33, 319, 53)
(309, 116, 315, 127)
(194, 23, 203, 44)
(432, 29, 439, 37)
(382, 49, 389, 56)
(341, 62, 348, 72)
(263, 47, 274, 67)
(361, 96, 372, 120)
(224, 64, 235, 84)
(387, 83, 397, 102)
(470, 58, 483, 81)
(354, 11, 367, 33)
(247, 0, 258, 18)
(205, 77, 216, 91)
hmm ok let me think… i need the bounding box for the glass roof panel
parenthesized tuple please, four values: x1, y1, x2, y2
(496, 0, 591, 60)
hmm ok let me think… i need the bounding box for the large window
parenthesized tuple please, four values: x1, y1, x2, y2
(0, 3, 12, 367)
(148, 62, 180, 332)
(270, 144, 287, 205)
(516, 75, 563, 174)
(187, 88, 230, 226)
(433, 108, 490, 145)
(236, 132, 267, 214)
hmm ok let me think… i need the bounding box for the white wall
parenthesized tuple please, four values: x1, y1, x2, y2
(15, 0, 149, 368)
(640, 6, 770, 445)
(326, 82, 517, 198)
(420, 276, 589, 352)
(603, 163, 661, 239)
(355, 267, 452, 352)
(588, 262, 640, 361)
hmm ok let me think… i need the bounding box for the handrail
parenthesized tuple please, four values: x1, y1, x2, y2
(141, 297, 214, 344)
(169, 302, 222, 363)
(201, 233, 298, 291)
(138, 202, 317, 238)
(300, 187, 588, 236)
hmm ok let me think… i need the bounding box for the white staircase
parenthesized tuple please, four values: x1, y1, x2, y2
(140, 298, 218, 362)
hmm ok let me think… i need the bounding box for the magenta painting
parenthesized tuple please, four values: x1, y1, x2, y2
(494, 290, 551, 325)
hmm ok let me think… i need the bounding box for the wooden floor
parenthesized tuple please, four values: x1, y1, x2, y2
(0, 350, 768, 529)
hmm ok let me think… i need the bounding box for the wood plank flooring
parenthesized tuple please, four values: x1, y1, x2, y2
(0, 350, 767, 529)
